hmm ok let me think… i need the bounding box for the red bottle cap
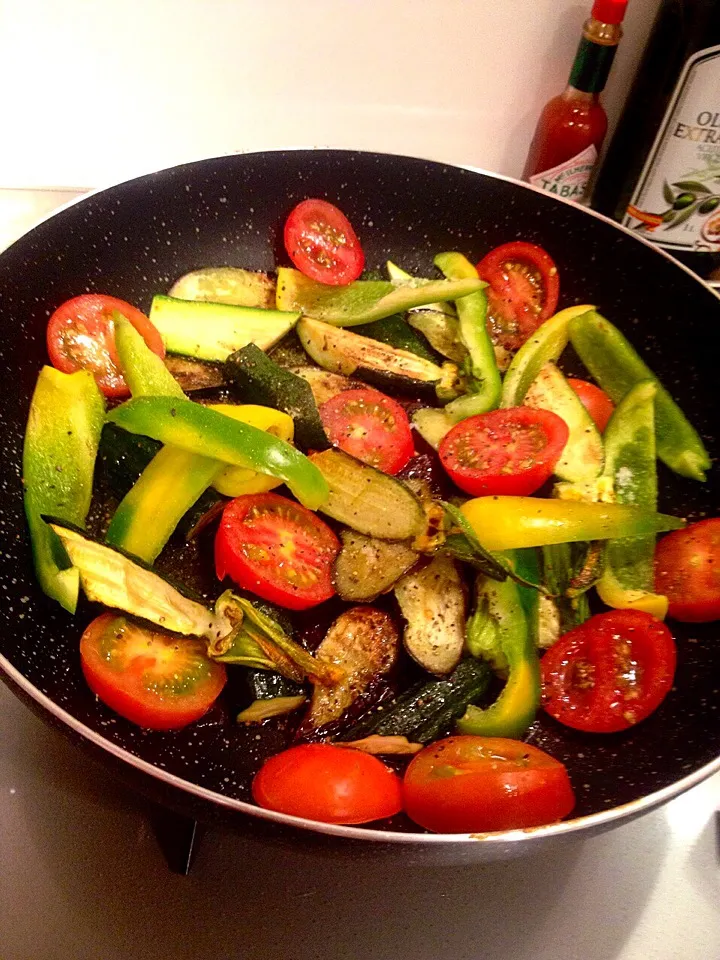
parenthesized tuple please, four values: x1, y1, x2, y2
(591, 0, 628, 24)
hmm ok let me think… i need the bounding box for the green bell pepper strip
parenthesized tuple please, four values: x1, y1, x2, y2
(458, 575, 540, 738)
(460, 496, 684, 551)
(433, 252, 501, 419)
(276, 266, 484, 326)
(113, 314, 185, 399)
(500, 304, 595, 407)
(106, 396, 328, 510)
(108, 317, 224, 562)
(23, 367, 105, 612)
(569, 310, 711, 481)
(596, 380, 669, 618)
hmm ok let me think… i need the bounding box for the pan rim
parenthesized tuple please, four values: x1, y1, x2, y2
(3, 146, 720, 304)
(2, 648, 719, 844)
(2, 147, 719, 845)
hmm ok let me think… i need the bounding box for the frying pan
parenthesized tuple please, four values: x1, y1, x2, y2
(1, 150, 718, 863)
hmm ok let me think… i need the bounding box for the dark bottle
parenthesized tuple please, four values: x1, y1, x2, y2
(592, 0, 720, 279)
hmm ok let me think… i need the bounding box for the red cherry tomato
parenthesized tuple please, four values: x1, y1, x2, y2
(438, 406, 569, 497)
(655, 518, 720, 623)
(252, 744, 403, 824)
(476, 241, 560, 351)
(80, 613, 226, 730)
(319, 388, 414, 474)
(403, 736, 575, 834)
(567, 378, 615, 432)
(284, 198, 365, 286)
(540, 610, 677, 733)
(214, 492, 340, 610)
(46, 293, 164, 398)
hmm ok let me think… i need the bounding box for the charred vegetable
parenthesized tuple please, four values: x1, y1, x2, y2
(332, 529, 420, 601)
(342, 657, 492, 745)
(394, 553, 467, 675)
(164, 355, 226, 392)
(305, 606, 400, 728)
(297, 316, 454, 399)
(310, 449, 426, 541)
(287, 366, 359, 407)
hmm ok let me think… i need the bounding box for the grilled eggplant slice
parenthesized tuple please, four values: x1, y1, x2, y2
(394, 553, 467, 675)
(309, 449, 426, 540)
(287, 366, 360, 407)
(333, 529, 420, 601)
(297, 316, 450, 398)
(164, 355, 225, 392)
(306, 606, 400, 728)
(169, 266, 276, 309)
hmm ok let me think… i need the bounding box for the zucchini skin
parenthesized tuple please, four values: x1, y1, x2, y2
(341, 658, 492, 745)
(224, 343, 330, 451)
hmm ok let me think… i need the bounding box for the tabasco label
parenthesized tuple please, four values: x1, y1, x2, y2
(529, 144, 598, 202)
(624, 45, 720, 252)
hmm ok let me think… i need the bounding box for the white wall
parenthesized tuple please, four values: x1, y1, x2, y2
(0, 0, 659, 189)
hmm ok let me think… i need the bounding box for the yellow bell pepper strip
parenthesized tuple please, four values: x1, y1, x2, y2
(23, 367, 105, 612)
(569, 310, 711, 481)
(110, 318, 224, 562)
(433, 252, 501, 419)
(440, 502, 547, 592)
(275, 266, 485, 326)
(596, 380, 669, 618)
(208, 405, 294, 497)
(500, 304, 595, 407)
(460, 496, 685, 551)
(106, 396, 328, 510)
(458, 575, 540, 738)
(105, 446, 223, 563)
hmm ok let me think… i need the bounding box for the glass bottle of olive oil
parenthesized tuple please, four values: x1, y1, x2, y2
(592, 0, 720, 279)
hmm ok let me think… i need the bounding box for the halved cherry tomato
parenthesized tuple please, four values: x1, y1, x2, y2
(80, 613, 226, 730)
(567, 378, 615, 432)
(319, 388, 414, 474)
(46, 293, 164, 398)
(655, 518, 720, 622)
(215, 492, 340, 610)
(252, 743, 403, 824)
(541, 610, 676, 733)
(284, 198, 365, 286)
(477, 241, 560, 351)
(403, 736, 575, 833)
(438, 406, 569, 497)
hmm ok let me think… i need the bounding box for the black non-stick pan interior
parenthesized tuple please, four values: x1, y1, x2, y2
(0, 150, 718, 832)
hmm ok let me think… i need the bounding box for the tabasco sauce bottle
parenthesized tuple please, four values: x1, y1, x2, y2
(522, 0, 628, 203)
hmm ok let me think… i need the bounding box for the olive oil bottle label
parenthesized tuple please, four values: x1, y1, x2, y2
(624, 44, 720, 251)
(529, 144, 598, 202)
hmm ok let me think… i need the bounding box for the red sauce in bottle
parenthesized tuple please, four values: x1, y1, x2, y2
(522, 0, 628, 204)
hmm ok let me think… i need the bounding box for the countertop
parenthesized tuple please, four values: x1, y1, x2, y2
(1, 189, 719, 960)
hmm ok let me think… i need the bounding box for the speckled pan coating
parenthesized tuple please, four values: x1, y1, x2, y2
(0, 150, 718, 841)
